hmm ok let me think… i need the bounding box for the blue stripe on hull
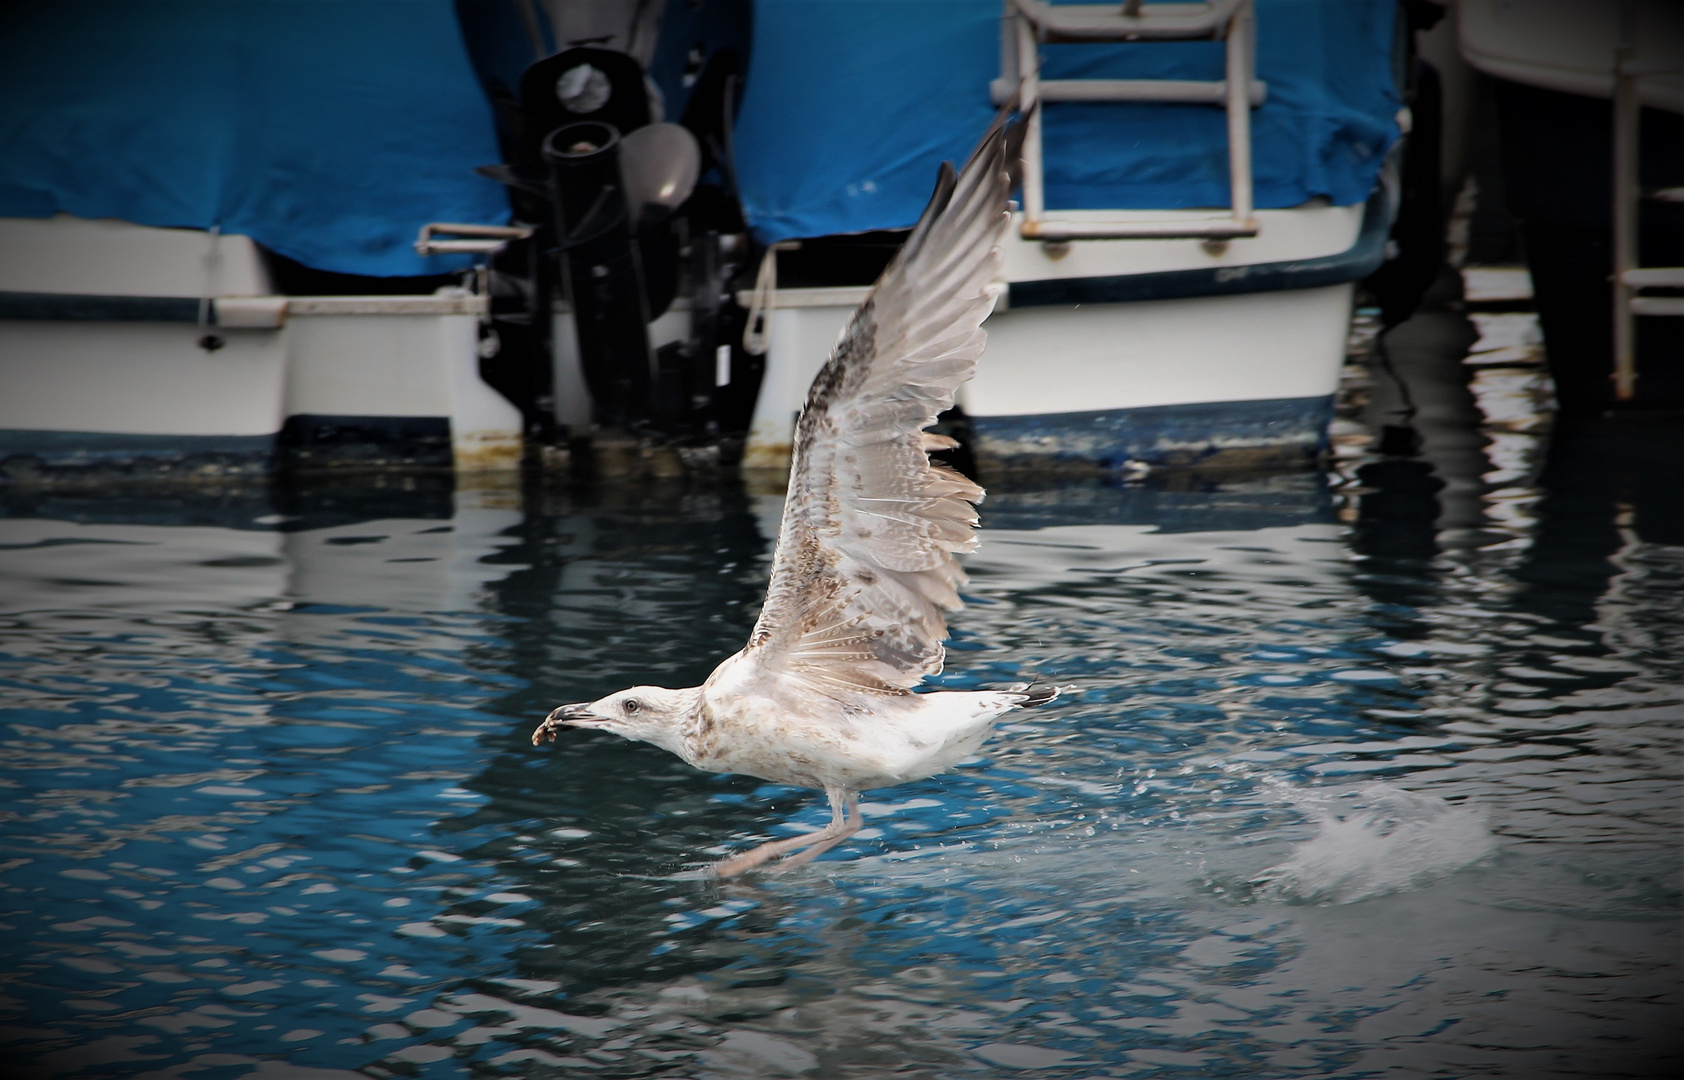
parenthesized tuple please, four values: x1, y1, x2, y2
(971, 395, 1335, 472)
(0, 416, 453, 481)
(0, 430, 277, 477)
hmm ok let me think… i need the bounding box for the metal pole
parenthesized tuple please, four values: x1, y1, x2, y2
(1019, 13, 1045, 223)
(1225, 0, 1255, 229)
(1612, 0, 1640, 401)
(999, 0, 1018, 88)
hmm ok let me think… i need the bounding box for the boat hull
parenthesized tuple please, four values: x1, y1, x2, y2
(970, 395, 1334, 475)
(0, 302, 522, 481)
(0, 215, 525, 482)
(741, 192, 1382, 476)
(742, 277, 1359, 477)
(965, 283, 1353, 473)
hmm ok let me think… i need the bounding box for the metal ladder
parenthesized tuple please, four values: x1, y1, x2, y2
(1612, 0, 1684, 400)
(995, 0, 1267, 241)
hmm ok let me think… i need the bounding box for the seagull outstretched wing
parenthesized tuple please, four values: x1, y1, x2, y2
(743, 116, 1014, 700)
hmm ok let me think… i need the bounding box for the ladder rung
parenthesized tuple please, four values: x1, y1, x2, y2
(1623, 267, 1684, 288)
(1630, 296, 1684, 317)
(1648, 186, 1684, 203)
(1014, 0, 1243, 42)
(1022, 218, 1258, 241)
(415, 221, 533, 257)
(993, 77, 1266, 107)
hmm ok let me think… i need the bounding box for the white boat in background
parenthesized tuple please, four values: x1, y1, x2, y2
(734, 0, 1406, 477)
(0, 215, 521, 478)
(0, 0, 755, 484)
(743, 194, 1385, 474)
(0, 0, 1413, 484)
(1455, 0, 1684, 414)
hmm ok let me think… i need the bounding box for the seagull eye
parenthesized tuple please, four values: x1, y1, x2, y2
(622, 699, 641, 714)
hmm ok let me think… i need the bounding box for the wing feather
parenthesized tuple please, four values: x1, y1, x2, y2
(743, 112, 1014, 699)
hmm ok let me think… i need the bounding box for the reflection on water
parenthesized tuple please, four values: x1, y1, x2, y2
(1, 427, 1680, 1074)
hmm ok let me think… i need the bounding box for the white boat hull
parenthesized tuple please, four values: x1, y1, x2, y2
(743, 198, 1379, 474)
(966, 284, 1353, 472)
(0, 305, 522, 477)
(740, 285, 1351, 474)
(3, 189, 1386, 481)
(0, 217, 523, 479)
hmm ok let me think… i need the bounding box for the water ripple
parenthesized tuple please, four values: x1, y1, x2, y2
(0, 473, 1677, 1077)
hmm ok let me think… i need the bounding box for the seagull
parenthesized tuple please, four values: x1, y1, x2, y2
(534, 108, 1058, 876)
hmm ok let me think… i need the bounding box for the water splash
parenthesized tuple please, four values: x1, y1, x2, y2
(1253, 784, 1496, 904)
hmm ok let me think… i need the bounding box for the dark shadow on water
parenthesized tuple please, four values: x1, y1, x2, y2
(1513, 416, 1684, 627)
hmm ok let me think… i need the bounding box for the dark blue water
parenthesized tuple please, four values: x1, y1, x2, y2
(1, 411, 1679, 1077)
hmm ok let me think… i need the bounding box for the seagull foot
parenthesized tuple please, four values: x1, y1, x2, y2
(711, 832, 828, 878)
(711, 788, 862, 878)
(768, 825, 860, 871)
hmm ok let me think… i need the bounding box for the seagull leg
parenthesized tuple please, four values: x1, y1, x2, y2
(774, 790, 861, 870)
(712, 787, 858, 878)
(710, 831, 826, 878)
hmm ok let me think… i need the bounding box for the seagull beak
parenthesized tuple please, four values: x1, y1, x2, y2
(545, 702, 601, 727)
(533, 702, 606, 746)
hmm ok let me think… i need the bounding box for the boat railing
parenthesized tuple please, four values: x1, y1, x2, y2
(413, 222, 534, 257)
(996, 0, 1265, 242)
(1611, 0, 1684, 400)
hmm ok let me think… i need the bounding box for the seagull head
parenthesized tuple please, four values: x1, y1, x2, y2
(544, 685, 697, 754)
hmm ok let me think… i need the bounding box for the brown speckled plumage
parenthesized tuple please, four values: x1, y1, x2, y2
(534, 106, 1062, 876)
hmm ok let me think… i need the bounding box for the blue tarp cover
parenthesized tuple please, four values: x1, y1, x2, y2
(733, 0, 1400, 244)
(0, 0, 508, 278)
(0, 1, 1397, 271)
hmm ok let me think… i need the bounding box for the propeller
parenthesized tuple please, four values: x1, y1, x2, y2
(617, 122, 701, 228)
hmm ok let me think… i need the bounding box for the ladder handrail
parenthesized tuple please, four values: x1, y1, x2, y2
(1008, 0, 1261, 242)
(1612, 0, 1683, 402)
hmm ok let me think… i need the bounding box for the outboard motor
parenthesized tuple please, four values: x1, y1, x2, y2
(543, 120, 653, 427)
(453, 0, 757, 465)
